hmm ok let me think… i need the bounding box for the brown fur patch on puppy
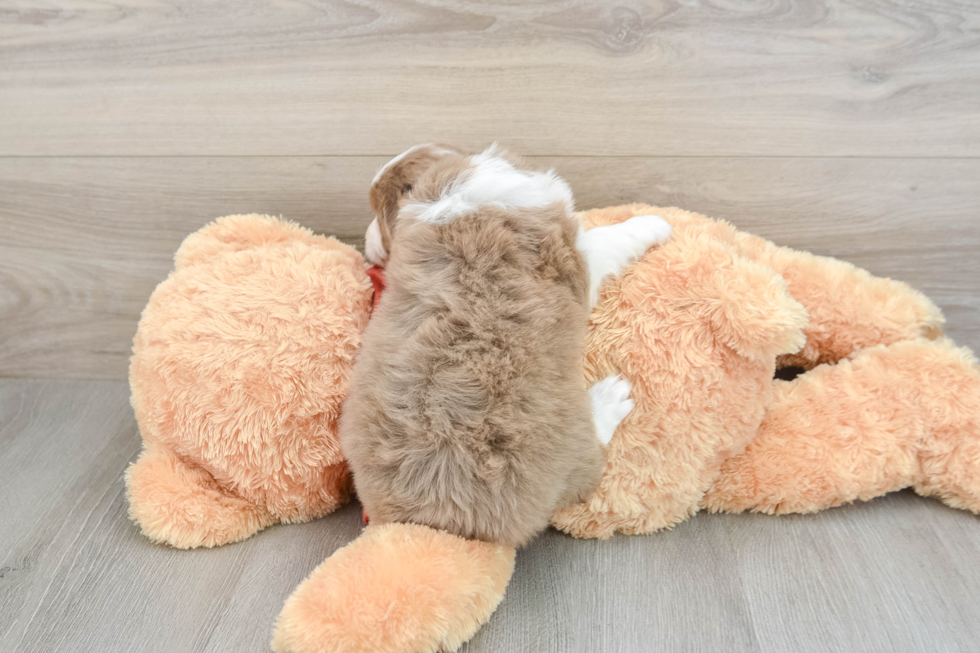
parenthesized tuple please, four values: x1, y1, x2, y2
(343, 146, 604, 547)
(368, 144, 465, 259)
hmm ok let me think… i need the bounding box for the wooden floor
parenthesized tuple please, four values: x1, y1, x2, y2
(2, 1, 980, 651)
(2, 379, 980, 652)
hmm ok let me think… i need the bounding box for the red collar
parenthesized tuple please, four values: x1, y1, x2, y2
(366, 265, 386, 311)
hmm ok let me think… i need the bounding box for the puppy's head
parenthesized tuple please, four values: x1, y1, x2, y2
(366, 144, 464, 264)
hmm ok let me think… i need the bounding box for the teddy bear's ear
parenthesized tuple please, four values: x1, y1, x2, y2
(702, 254, 809, 363)
(174, 214, 352, 270)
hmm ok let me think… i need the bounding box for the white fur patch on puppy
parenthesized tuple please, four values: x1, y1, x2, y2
(364, 217, 388, 265)
(404, 145, 574, 224)
(576, 215, 673, 308)
(589, 374, 635, 446)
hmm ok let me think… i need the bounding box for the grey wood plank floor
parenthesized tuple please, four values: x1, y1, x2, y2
(2, 379, 979, 652)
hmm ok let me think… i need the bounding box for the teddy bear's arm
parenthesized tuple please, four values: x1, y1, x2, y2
(696, 253, 810, 364)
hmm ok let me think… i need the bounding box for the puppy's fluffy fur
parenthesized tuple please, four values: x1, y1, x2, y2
(343, 144, 669, 546)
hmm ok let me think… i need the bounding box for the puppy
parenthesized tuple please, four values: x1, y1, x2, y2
(341, 144, 671, 546)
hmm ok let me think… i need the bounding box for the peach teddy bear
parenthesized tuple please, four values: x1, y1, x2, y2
(126, 215, 372, 549)
(124, 208, 980, 653)
(552, 204, 976, 539)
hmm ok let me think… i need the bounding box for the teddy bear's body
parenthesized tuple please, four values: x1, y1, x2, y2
(125, 207, 980, 653)
(127, 215, 372, 548)
(553, 205, 810, 538)
(553, 205, 961, 539)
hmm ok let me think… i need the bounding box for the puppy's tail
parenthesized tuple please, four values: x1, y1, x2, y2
(272, 522, 515, 653)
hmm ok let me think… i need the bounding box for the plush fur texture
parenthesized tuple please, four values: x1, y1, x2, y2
(125, 204, 979, 653)
(550, 204, 957, 538)
(576, 214, 675, 308)
(705, 337, 980, 514)
(551, 204, 812, 537)
(344, 146, 605, 547)
(126, 214, 372, 548)
(272, 523, 515, 653)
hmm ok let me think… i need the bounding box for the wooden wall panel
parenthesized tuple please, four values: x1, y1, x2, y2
(2, 156, 976, 379)
(2, 1, 979, 156)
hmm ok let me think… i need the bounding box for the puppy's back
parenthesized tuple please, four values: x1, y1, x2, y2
(341, 203, 602, 546)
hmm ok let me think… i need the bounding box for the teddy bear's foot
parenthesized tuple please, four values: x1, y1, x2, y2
(909, 341, 980, 514)
(272, 523, 515, 653)
(125, 447, 275, 548)
(703, 339, 980, 516)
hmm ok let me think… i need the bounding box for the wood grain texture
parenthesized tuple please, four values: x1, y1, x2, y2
(2, 1, 980, 156)
(0, 379, 365, 653)
(1, 380, 979, 652)
(2, 156, 977, 379)
(724, 494, 980, 653)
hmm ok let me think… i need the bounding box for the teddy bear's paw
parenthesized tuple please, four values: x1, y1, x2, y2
(577, 214, 672, 307)
(589, 374, 635, 446)
(125, 448, 275, 548)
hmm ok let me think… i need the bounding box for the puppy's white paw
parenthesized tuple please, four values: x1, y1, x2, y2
(589, 374, 635, 446)
(621, 214, 672, 250)
(578, 215, 672, 308)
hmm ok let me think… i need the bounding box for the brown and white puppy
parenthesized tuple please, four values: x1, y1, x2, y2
(343, 144, 671, 546)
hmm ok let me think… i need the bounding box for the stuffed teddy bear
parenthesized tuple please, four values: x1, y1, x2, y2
(126, 215, 372, 549)
(125, 206, 980, 653)
(553, 204, 972, 538)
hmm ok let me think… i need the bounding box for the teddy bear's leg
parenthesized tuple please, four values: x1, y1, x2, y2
(125, 447, 275, 548)
(734, 233, 945, 368)
(703, 339, 980, 515)
(272, 523, 515, 653)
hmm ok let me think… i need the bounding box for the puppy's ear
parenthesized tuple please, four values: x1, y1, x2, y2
(369, 144, 463, 251)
